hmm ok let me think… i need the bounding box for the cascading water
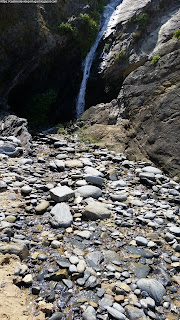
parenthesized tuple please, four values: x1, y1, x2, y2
(76, 0, 123, 119)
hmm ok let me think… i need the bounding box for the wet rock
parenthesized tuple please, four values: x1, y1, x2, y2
(137, 278, 166, 304)
(50, 203, 73, 228)
(83, 201, 111, 220)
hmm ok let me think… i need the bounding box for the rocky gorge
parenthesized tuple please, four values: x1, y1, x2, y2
(0, 0, 180, 319)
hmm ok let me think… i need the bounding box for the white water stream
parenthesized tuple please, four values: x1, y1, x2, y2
(76, 0, 123, 118)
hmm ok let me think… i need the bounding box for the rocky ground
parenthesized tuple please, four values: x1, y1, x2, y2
(0, 133, 179, 320)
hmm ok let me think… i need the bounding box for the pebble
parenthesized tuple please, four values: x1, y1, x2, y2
(0, 133, 179, 320)
(137, 278, 166, 303)
(106, 306, 126, 320)
(76, 186, 102, 199)
(83, 201, 111, 220)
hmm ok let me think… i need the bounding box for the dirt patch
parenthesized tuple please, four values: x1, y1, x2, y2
(0, 254, 45, 320)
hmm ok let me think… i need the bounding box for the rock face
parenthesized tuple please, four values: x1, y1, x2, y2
(0, 113, 31, 153)
(0, 0, 98, 126)
(78, 0, 180, 179)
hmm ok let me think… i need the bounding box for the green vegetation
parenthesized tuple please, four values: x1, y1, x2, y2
(77, 13, 98, 58)
(27, 89, 57, 126)
(115, 49, 127, 62)
(173, 29, 180, 40)
(57, 125, 67, 135)
(152, 56, 161, 64)
(104, 43, 110, 52)
(57, 22, 77, 37)
(136, 13, 149, 30)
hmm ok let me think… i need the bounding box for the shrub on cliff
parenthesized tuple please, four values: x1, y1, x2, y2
(136, 13, 149, 30)
(77, 13, 98, 58)
(57, 22, 77, 38)
(173, 29, 180, 40)
(152, 56, 161, 64)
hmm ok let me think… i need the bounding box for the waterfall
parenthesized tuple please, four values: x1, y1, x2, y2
(76, 0, 123, 119)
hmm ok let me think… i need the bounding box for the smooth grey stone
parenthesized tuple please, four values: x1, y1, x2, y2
(83, 200, 111, 220)
(146, 297, 155, 308)
(111, 194, 127, 202)
(0, 145, 18, 157)
(172, 243, 180, 251)
(50, 203, 73, 228)
(139, 172, 155, 181)
(77, 230, 91, 239)
(82, 306, 96, 320)
(62, 279, 73, 289)
(137, 278, 166, 303)
(18, 158, 33, 165)
(49, 312, 63, 320)
(76, 186, 102, 199)
(142, 166, 161, 174)
(106, 306, 126, 320)
(125, 305, 147, 320)
(50, 186, 74, 202)
(111, 180, 126, 188)
(85, 175, 104, 186)
(167, 229, 177, 240)
(69, 255, 79, 265)
(7, 136, 21, 146)
(21, 185, 32, 194)
(113, 303, 125, 314)
(56, 259, 70, 268)
(84, 166, 103, 177)
(69, 264, 77, 273)
(0, 181, 7, 190)
(169, 226, 180, 236)
(77, 278, 85, 286)
(135, 236, 148, 246)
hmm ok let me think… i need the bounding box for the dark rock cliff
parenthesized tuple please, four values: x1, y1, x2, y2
(0, 0, 101, 127)
(78, 0, 180, 179)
